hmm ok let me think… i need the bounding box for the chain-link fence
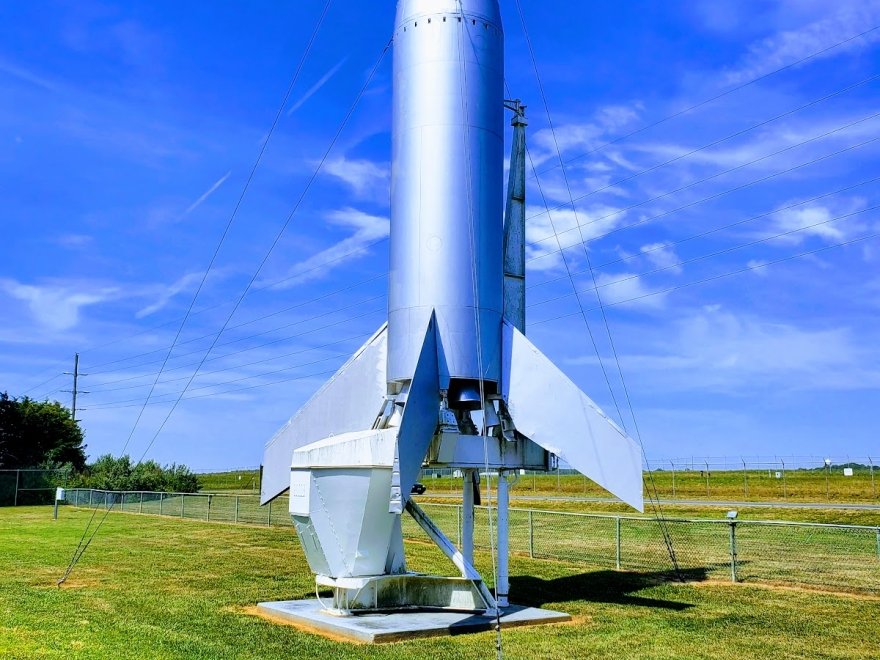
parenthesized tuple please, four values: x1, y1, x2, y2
(65, 489, 880, 594)
(418, 457, 879, 502)
(0, 469, 70, 506)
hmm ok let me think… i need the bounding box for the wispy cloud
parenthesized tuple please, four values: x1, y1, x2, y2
(322, 156, 389, 199)
(0, 57, 57, 92)
(615, 306, 880, 392)
(267, 208, 389, 289)
(182, 171, 231, 218)
(55, 234, 94, 249)
(722, 2, 880, 85)
(136, 271, 206, 318)
(760, 197, 870, 245)
(641, 243, 683, 273)
(288, 57, 348, 115)
(0, 279, 119, 331)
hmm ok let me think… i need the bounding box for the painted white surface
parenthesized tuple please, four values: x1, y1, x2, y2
(502, 321, 644, 511)
(261, 325, 388, 504)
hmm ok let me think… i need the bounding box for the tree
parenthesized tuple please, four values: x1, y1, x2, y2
(0, 392, 86, 470)
(72, 454, 200, 493)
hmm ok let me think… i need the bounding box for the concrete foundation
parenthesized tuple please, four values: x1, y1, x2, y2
(255, 599, 571, 643)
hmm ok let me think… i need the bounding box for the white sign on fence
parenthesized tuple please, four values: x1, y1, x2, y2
(843, 468, 854, 477)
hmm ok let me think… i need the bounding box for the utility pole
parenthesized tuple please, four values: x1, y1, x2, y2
(62, 353, 88, 421)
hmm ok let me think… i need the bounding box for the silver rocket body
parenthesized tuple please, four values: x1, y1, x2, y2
(259, 0, 644, 617)
(389, 0, 504, 386)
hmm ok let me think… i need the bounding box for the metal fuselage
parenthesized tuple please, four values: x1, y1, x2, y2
(388, 0, 505, 389)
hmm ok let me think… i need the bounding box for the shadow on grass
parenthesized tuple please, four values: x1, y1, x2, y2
(511, 567, 711, 611)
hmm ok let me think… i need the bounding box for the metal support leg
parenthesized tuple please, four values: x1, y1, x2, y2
(497, 470, 510, 608)
(462, 469, 475, 570)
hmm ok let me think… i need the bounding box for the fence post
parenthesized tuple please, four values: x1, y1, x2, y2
(139, 492, 144, 514)
(742, 459, 748, 499)
(869, 457, 876, 501)
(670, 461, 676, 499)
(876, 528, 880, 561)
(207, 495, 211, 522)
(181, 494, 185, 518)
(159, 492, 164, 516)
(268, 500, 272, 528)
(528, 510, 534, 559)
(781, 460, 787, 499)
(729, 521, 738, 582)
(13, 470, 20, 506)
(234, 496, 239, 524)
(88, 489, 93, 508)
(705, 461, 710, 497)
(615, 516, 622, 570)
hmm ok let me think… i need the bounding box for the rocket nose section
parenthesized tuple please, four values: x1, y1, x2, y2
(395, 0, 501, 28)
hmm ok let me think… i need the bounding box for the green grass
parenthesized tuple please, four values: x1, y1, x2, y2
(2, 506, 879, 659)
(197, 467, 880, 503)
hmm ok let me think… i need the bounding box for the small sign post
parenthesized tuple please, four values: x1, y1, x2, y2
(54, 487, 66, 521)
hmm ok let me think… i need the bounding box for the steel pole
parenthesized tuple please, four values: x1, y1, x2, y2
(729, 521, 738, 582)
(616, 516, 622, 570)
(497, 470, 510, 608)
(528, 509, 534, 559)
(13, 470, 19, 506)
(462, 470, 475, 567)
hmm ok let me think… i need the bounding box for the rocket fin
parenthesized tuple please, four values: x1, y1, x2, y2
(260, 324, 388, 504)
(502, 321, 644, 512)
(396, 313, 440, 502)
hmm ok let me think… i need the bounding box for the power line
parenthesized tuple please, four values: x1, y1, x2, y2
(77, 82, 880, 384)
(528, 175, 880, 292)
(515, 0, 683, 579)
(58, 0, 338, 587)
(530, 203, 880, 309)
(529, 24, 880, 180)
(532, 71, 879, 216)
(526, 110, 880, 246)
(532, 231, 880, 325)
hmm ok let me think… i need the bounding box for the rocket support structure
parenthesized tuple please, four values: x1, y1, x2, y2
(260, 0, 644, 616)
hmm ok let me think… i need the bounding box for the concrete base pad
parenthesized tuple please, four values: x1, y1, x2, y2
(255, 599, 572, 643)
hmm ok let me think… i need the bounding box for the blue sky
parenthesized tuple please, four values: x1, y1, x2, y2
(1, 0, 878, 471)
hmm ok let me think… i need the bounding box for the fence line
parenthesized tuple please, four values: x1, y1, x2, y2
(64, 489, 880, 595)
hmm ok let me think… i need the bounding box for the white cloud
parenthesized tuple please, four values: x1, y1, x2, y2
(288, 57, 348, 115)
(640, 243, 683, 273)
(616, 306, 880, 392)
(592, 272, 668, 309)
(182, 171, 231, 218)
(323, 156, 390, 199)
(762, 198, 869, 244)
(722, 2, 880, 85)
(136, 271, 206, 319)
(0, 279, 118, 331)
(268, 208, 389, 289)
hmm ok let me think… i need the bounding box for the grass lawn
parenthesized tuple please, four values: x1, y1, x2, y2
(1, 506, 878, 659)
(198, 467, 880, 503)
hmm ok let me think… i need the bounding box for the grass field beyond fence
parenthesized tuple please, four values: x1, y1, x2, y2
(2, 506, 879, 659)
(68, 489, 880, 596)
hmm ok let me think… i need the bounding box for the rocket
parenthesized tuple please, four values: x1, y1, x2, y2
(260, 0, 642, 614)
